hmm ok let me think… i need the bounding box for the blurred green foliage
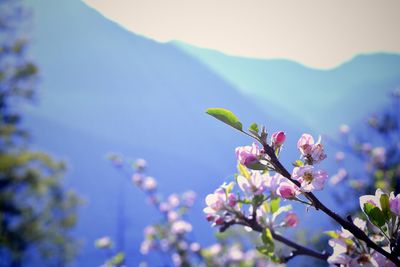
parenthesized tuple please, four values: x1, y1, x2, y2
(0, 1, 81, 266)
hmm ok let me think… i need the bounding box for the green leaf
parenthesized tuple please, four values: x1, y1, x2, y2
(206, 108, 243, 131)
(292, 160, 304, 167)
(343, 238, 354, 246)
(110, 252, 125, 265)
(224, 182, 235, 194)
(380, 194, 391, 221)
(270, 198, 280, 214)
(256, 246, 271, 256)
(261, 228, 274, 252)
(256, 246, 274, 257)
(249, 123, 259, 133)
(238, 198, 252, 204)
(246, 162, 268, 170)
(237, 163, 251, 179)
(324, 231, 339, 239)
(363, 203, 385, 227)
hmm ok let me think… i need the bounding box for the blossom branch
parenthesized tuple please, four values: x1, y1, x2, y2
(262, 142, 400, 265)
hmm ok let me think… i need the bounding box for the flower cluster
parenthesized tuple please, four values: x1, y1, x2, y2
(106, 155, 280, 266)
(205, 107, 400, 266)
(203, 131, 315, 262)
(327, 189, 400, 267)
(293, 134, 328, 192)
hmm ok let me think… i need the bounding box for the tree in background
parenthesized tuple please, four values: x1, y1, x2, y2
(330, 90, 400, 213)
(0, 1, 80, 266)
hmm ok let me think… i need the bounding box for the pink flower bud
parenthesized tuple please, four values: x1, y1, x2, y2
(235, 143, 261, 167)
(227, 193, 237, 207)
(284, 212, 298, 227)
(271, 131, 286, 147)
(206, 214, 215, 222)
(215, 217, 224, 225)
(277, 182, 298, 199)
(142, 176, 157, 191)
(131, 173, 143, 185)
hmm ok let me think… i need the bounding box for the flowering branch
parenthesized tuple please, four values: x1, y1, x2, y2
(263, 141, 400, 265)
(205, 107, 400, 266)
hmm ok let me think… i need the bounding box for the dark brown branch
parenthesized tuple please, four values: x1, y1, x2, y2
(270, 230, 329, 262)
(219, 216, 329, 263)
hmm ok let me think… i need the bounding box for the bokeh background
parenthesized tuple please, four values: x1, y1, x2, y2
(3, 0, 400, 266)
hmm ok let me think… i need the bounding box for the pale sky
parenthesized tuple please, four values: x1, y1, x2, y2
(83, 0, 400, 69)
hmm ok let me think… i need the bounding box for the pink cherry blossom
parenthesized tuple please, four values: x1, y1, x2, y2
(330, 168, 347, 185)
(235, 143, 262, 167)
(327, 238, 352, 266)
(203, 186, 237, 225)
(167, 194, 180, 208)
(237, 172, 266, 195)
(182, 191, 196, 207)
(292, 165, 328, 192)
(284, 212, 298, 227)
(389, 192, 400, 216)
(297, 134, 314, 155)
(135, 158, 147, 169)
(310, 143, 327, 163)
(203, 188, 226, 215)
(142, 176, 157, 191)
(271, 131, 286, 147)
(131, 173, 143, 185)
(264, 173, 284, 195)
(297, 133, 327, 164)
(371, 147, 386, 165)
(171, 220, 192, 235)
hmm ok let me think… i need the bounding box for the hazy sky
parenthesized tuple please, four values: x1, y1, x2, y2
(84, 0, 400, 69)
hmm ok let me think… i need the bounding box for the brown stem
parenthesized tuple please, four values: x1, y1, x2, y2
(270, 229, 329, 262)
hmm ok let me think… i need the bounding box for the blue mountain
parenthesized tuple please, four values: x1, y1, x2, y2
(175, 42, 400, 133)
(22, 0, 400, 266)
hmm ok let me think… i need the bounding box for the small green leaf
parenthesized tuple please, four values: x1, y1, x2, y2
(247, 162, 268, 170)
(292, 160, 304, 167)
(256, 246, 271, 256)
(237, 163, 251, 179)
(249, 123, 259, 133)
(380, 194, 391, 221)
(324, 231, 339, 239)
(110, 252, 125, 265)
(270, 198, 280, 214)
(261, 228, 274, 252)
(238, 198, 252, 204)
(344, 238, 354, 246)
(224, 182, 235, 194)
(363, 203, 385, 227)
(206, 108, 243, 131)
